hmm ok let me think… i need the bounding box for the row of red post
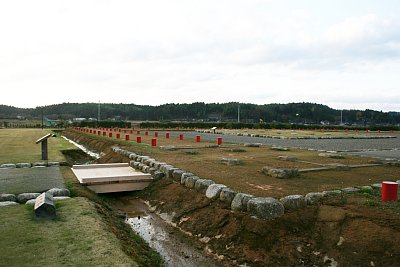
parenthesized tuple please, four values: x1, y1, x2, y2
(72, 127, 223, 146)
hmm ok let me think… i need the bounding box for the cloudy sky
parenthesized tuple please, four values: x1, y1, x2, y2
(1, 1, 399, 111)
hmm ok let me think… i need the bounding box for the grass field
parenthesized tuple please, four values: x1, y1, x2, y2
(0, 129, 75, 163)
(0, 197, 138, 267)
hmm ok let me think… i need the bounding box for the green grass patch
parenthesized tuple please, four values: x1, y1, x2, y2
(0, 197, 139, 267)
(0, 129, 75, 163)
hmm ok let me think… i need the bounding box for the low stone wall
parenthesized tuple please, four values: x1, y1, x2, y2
(112, 146, 398, 221)
(0, 162, 64, 169)
(0, 188, 70, 207)
(196, 129, 397, 140)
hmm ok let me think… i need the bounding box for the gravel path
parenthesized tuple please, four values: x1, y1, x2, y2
(156, 131, 400, 159)
(0, 167, 65, 194)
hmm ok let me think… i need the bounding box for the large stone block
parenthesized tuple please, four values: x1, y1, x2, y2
(185, 176, 199, 189)
(305, 192, 325, 205)
(205, 184, 227, 200)
(16, 163, 32, 168)
(194, 179, 215, 194)
(0, 201, 18, 207)
(0, 194, 17, 202)
(172, 170, 185, 181)
(17, 193, 41, 204)
(279, 195, 306, 210)
(231, 193, 254, 211)
(247, 197, 284, 220)
(180, 173, 194, 185)
(47, 188, 70, 197)
(261, 167, 299, 179)
(219, 188, 237, 205)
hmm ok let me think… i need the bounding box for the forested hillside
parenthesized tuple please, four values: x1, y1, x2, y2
(1, 102, 399, 125)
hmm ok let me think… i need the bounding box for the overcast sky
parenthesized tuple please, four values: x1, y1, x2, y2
(1, 1, 399, 111)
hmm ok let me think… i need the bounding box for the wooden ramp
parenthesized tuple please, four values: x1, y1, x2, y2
(72, 163, 152, 193)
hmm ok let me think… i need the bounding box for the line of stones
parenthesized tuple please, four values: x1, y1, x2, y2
(0, 162, 63, 169)
(112, 147, 386, 221)
(196, 129, 396, 139)
(0, 188, 71, 207)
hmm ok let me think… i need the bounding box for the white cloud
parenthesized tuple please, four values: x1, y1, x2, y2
(0, 1, 399, 111)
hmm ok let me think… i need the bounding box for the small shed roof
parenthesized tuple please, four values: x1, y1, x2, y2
(36, 133, 52, 144)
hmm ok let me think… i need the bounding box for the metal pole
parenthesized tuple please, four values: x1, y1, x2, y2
(98, 101, 100, 122)
(41, 107, 44, 130)
(237, 103, 240, 123)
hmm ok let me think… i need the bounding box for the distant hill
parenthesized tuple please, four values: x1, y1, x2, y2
(0, 102, 399, 125)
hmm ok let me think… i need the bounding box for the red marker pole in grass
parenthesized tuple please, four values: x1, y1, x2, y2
(179, 134, 183, 140)
(145, 131, 148, 136)
(155, 131, 158, 137)
(103, 132, 106, 136)
(217, 137, 222, 145)
(98, 131, 101, 135)
(125, 135, 130, 141)
(151, 138, 157, 146)
(382, 181, 398, 202)
(137, 130, 140, 135)
(196, 135, 201, 142)
(166, 132, 170, 139)
(109, 133, 113, 138)
(116, 133, 120, 139)
(137, 136, 142, 143)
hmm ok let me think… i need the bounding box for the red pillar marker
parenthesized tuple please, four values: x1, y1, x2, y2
(103, 132, 106, 136)
(137, 136, 142, 143)
(166, 132, 170, 139)
(90, 130, 93, 133)
(125, 135, 130, 141)
(151, 138, 157, 146)
(179, 134, 183, 140)
(145, 131, 149, 136)
(130, 130, 133, 134)
(155, 131, 158, 137)
(137, 130, 141, 135)
(196, 135, 201, 142)
(116, 133, 120, 139)
(217, 137, 222, 145)
(109, 133, 113, 138)
(382, 181, 398, 202)
(98, 131, 101, 135)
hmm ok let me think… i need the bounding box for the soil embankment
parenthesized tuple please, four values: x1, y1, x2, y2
(64, 129, 400, 267)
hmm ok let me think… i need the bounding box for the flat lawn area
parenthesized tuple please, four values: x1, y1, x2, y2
(0, 197, 138, 267)
(0, 167, 66, 194)
(0, 128, 75, 163)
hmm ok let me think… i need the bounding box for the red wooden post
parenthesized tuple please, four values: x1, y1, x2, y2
(217, 137, 222, 145)
(196, 135, 201, 142)
(179, 134, 183, 140)
(109, 133, 113, 138)
(151, 138, 157, 146)
(155, 131, 158, 137)
(125, 135, 130, 141)
(116, 133, 120, 139)
(166, 132, 170, 139)
(137, 136, 142, 143)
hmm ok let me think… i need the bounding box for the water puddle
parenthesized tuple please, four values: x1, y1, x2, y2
(62, 136, 101, 159)
(120, 198, 220, 267)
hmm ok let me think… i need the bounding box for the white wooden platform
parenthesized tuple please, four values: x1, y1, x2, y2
(72, 163, 152, 193)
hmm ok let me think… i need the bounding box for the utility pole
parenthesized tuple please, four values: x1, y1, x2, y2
(237, 103, 240, 123)
(340, 110, 343, 125)
(41, 107, 44, 130)
(98, 101, 100, 122)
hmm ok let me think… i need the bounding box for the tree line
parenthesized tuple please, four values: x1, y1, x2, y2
(0, 102, 399, 125)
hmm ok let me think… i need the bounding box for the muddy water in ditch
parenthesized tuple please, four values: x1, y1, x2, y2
(119, 197, 222, 267)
